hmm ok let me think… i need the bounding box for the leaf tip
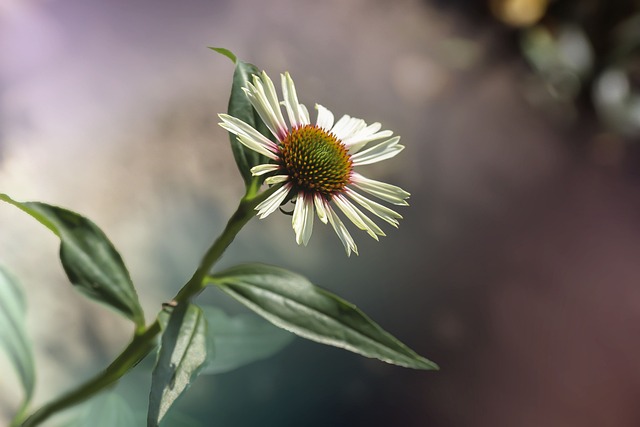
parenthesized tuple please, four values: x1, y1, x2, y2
(405, 354, 439, 370)
(209, 47, 237, 64)
(418, 358, 440, 371)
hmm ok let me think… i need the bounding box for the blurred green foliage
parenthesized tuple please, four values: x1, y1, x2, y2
(434, 0, 640, 162)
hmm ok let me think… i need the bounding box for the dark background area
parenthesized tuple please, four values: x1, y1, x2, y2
(2, 0, 640, 426)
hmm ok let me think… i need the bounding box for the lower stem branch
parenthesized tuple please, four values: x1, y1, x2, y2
(19, 185, 278, 427)
(20, 322, 161, 427)
(173, 193, 262, 303)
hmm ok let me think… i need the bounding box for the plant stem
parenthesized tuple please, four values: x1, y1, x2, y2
(173, 190, 266, 304)
(9, 401, 30, 427)
(19, 186, 277, 427)
(19, 321, 161, 427)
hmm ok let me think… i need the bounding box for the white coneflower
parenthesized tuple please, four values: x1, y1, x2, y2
(219, 71, 409, 256)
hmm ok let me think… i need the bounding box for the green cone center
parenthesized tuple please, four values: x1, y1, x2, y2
(279, 125, 352, 196)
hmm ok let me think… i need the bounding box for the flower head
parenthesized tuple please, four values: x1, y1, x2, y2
(219, 71, 409, 256)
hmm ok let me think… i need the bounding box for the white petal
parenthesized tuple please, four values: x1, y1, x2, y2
(342, 121, 381, 144)
(255, 184, 291, 219)
(345, 188, 402, 228)
(264, 175, 289, 185)
(331, 115, 351, 136)
(243, 88, 281, 140)
(299, 103, 310, 125)
(333, 194, 384, 240)
(362, 121, 381, 134)
(345, 187, 402, 227)
(237, 135, 279, 160)
(219, 114, 279, 158)
(259, 72, 285, 119)
(325, 202, 358, 256)
(251, 164, 280, 176)
(244, 72, 288, 140)
(350, 172, 410, 205)
(292, 193, 314, 246)
(347, 130, 394, 154)
(351, 136, 404, 166)
(315, 104, 335, 131)
(281, 72, 305, 128)
(313, 193, 329, 224)
(343, 122, 394, 153)
(331, 115, 366, 140)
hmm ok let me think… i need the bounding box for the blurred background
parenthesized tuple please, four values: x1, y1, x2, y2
(2, 0, 640, 425)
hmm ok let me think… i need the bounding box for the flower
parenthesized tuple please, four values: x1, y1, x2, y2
(218, 71, 409, 256)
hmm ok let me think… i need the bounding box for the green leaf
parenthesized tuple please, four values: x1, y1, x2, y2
(216, 49, 272, 189)
(128, 411, 203, 427)
(64, 392, 137, 427)
(148, 303, 211, 427)
(158, 411, 202, 427)
(200, 306, 294, 375)
(0, 194, 144, 328)
(0, 266, 35, 409)
(62, 395, 203, 427)
(209, 47, 236, 64)
(206, 264, 438, 370)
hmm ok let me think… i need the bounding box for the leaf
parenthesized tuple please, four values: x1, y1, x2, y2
(200, 306, 294, 375)
(159, 411, 202, 427)
(64, 392, 137, 427)
(206, 264, 439, 370)
(214, 48, 272, 189)
(148, 303, 211, 427)
(62, 397, 202, 427)
(0, 266, 35, 407)
(126, 411, 203, 427)
(0, 194, 145, 328)
(209, 47, 236, 63)
(130, 411, 203, 427)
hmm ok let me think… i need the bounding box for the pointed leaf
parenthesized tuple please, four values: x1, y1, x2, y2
(159, 411, 202, 427)
(209, 47, 236, 64)
(200, 306, 294, 375)
(129, 411, 203, 427)
(62, 395, 202, 427)
(0, 194, 144, 327)
(206, 264, 438, 370)
(64, 393, 137, 427)
(214, 49, 272, 189)
(0, 266, 35, 407)
(148, 303, 211, 427)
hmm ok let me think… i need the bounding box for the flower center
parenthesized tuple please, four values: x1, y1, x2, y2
(279, 125, 352, 196)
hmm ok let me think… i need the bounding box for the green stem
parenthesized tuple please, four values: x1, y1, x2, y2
(18, 185, 278, 427)
(19, 322, 161, 427)
(173, 190, 265, 303)
(9, 401, 30, 427)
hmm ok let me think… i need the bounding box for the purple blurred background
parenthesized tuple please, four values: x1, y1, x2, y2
(2, 0, 640, 425)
